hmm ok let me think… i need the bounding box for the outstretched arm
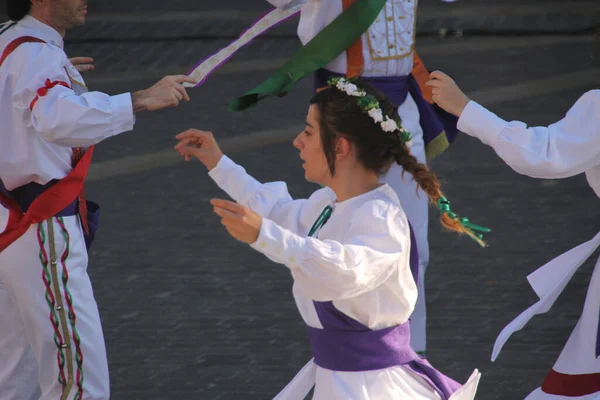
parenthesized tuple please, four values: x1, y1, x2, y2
(175, 129, 319, 235)
(11, 43, 134, 147)
(428, 71, 600, 179)
(11, 43, 196, 148)
(211, 199, 414, 303)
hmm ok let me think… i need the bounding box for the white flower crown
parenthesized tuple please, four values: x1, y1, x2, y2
(327, 77, 413, 146)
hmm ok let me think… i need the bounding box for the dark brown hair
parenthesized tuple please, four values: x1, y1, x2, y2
(309, 78, 480, 241)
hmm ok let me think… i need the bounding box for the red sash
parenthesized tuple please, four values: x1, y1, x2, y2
(541, 369, 600, 396)
(0, 147, 94, 252)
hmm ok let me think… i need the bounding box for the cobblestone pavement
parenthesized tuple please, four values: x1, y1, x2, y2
(60, 0, 600, 40)
(2, 1, 600, 399)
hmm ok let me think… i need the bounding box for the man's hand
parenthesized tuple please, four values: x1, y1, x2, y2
(131, 75, 197, 112)
(426, 71, 470, 117)
(69, 57, 95, 73)
(211, 199, 262, 244)
(174, 129, 224, 170)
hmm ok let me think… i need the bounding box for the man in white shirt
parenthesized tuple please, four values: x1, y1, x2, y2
(0, 1, 196, 399)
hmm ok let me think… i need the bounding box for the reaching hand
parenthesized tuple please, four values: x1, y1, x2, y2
(426, 71, 470, 117)
(69, 57, 95, 73)
(131, 75, 197, 112)
(174, 129, 224, 170)
(211, 199, 262, 244)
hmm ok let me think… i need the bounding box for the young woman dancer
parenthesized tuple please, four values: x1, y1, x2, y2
(175, 78, 485, 399)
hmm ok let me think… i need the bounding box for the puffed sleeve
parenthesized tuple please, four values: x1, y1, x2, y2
(209, 155, 331, 235)
(457, 90, 600, 179)
(250, 199, 409, 301)
(10, 42, 134, 147)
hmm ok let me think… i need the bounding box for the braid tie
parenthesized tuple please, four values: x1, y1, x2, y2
(437, 197, 490, 247)
(393, 144, 491, 247)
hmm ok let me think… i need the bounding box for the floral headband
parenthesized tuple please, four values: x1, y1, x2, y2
(327, 77, 413, 146)
(327, 77, 491, 247)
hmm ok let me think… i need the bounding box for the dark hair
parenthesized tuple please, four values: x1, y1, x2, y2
(309, 78, 479, 240)
(7, 0, 31, 21)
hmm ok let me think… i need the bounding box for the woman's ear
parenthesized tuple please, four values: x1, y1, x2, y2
(335, 137, 352, 161)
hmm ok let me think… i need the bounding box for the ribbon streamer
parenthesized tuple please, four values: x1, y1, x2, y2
(184, 7, 301, 88)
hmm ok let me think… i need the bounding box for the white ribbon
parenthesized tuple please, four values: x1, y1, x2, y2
(272, 359, 316, 400)
(184, 7, 300, 88)
(492, 231, 600, 361)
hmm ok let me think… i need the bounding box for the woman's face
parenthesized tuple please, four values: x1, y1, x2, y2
(293, 105, 332, 185)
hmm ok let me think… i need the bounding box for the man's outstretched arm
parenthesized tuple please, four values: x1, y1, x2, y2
(11, 42, 196, 148)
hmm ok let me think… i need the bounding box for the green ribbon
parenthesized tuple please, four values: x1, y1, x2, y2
(308, 205, 333, 238)
(437, 197, 491, 242)
(228, 0, 387, 112)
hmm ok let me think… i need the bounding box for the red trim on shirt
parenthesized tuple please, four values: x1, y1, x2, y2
(0, 36, 46, 67)
(541, 369, 600, 396)
(0, 37, 71, 110)
(29, 79, 71, 110)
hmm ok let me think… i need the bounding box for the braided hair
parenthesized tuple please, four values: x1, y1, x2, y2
(309, 78, 486, 244)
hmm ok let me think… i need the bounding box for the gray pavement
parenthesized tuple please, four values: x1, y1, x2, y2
(57, 1, 600, 40)
(2, 0, 600, 40)
(3, 1, 600, 399)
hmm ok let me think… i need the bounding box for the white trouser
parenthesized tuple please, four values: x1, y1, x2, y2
(381, 92, 430, 353)
(0, 211, 110, 400)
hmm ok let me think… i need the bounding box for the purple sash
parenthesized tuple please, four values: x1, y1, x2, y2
(0, 180, 99, 250)
(307, 225, 462, 400)
(314, 69, 459, 158)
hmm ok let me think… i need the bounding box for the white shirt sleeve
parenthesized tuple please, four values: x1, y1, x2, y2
(457, 91, 600, 179)
(251, 200, 407, 302)
(10, 42, 134, 148)
(209, 155, 322, 235)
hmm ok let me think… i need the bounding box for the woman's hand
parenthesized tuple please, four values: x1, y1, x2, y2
(211, 199, 262, 244)
(174, 129, 224, 170)
(69, 57, 95, 73)
(426, 70, 470, 117)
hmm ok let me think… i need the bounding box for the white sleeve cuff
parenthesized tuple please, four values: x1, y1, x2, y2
(110, 93, 135, 135)
(208, 155, 266, 205)
(209, 155, 245, 199)
(208, 154, 236, 181)
(457, 100, 509, 147)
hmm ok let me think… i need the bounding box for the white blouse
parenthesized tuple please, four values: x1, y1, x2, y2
(209, 155, 418, 329)
(208, 156, 482, 400)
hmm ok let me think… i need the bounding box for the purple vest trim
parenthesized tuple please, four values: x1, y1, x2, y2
(307, 224, 461, 400)
(0, 180, 99, 250)
(313, 69, 459, 151)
